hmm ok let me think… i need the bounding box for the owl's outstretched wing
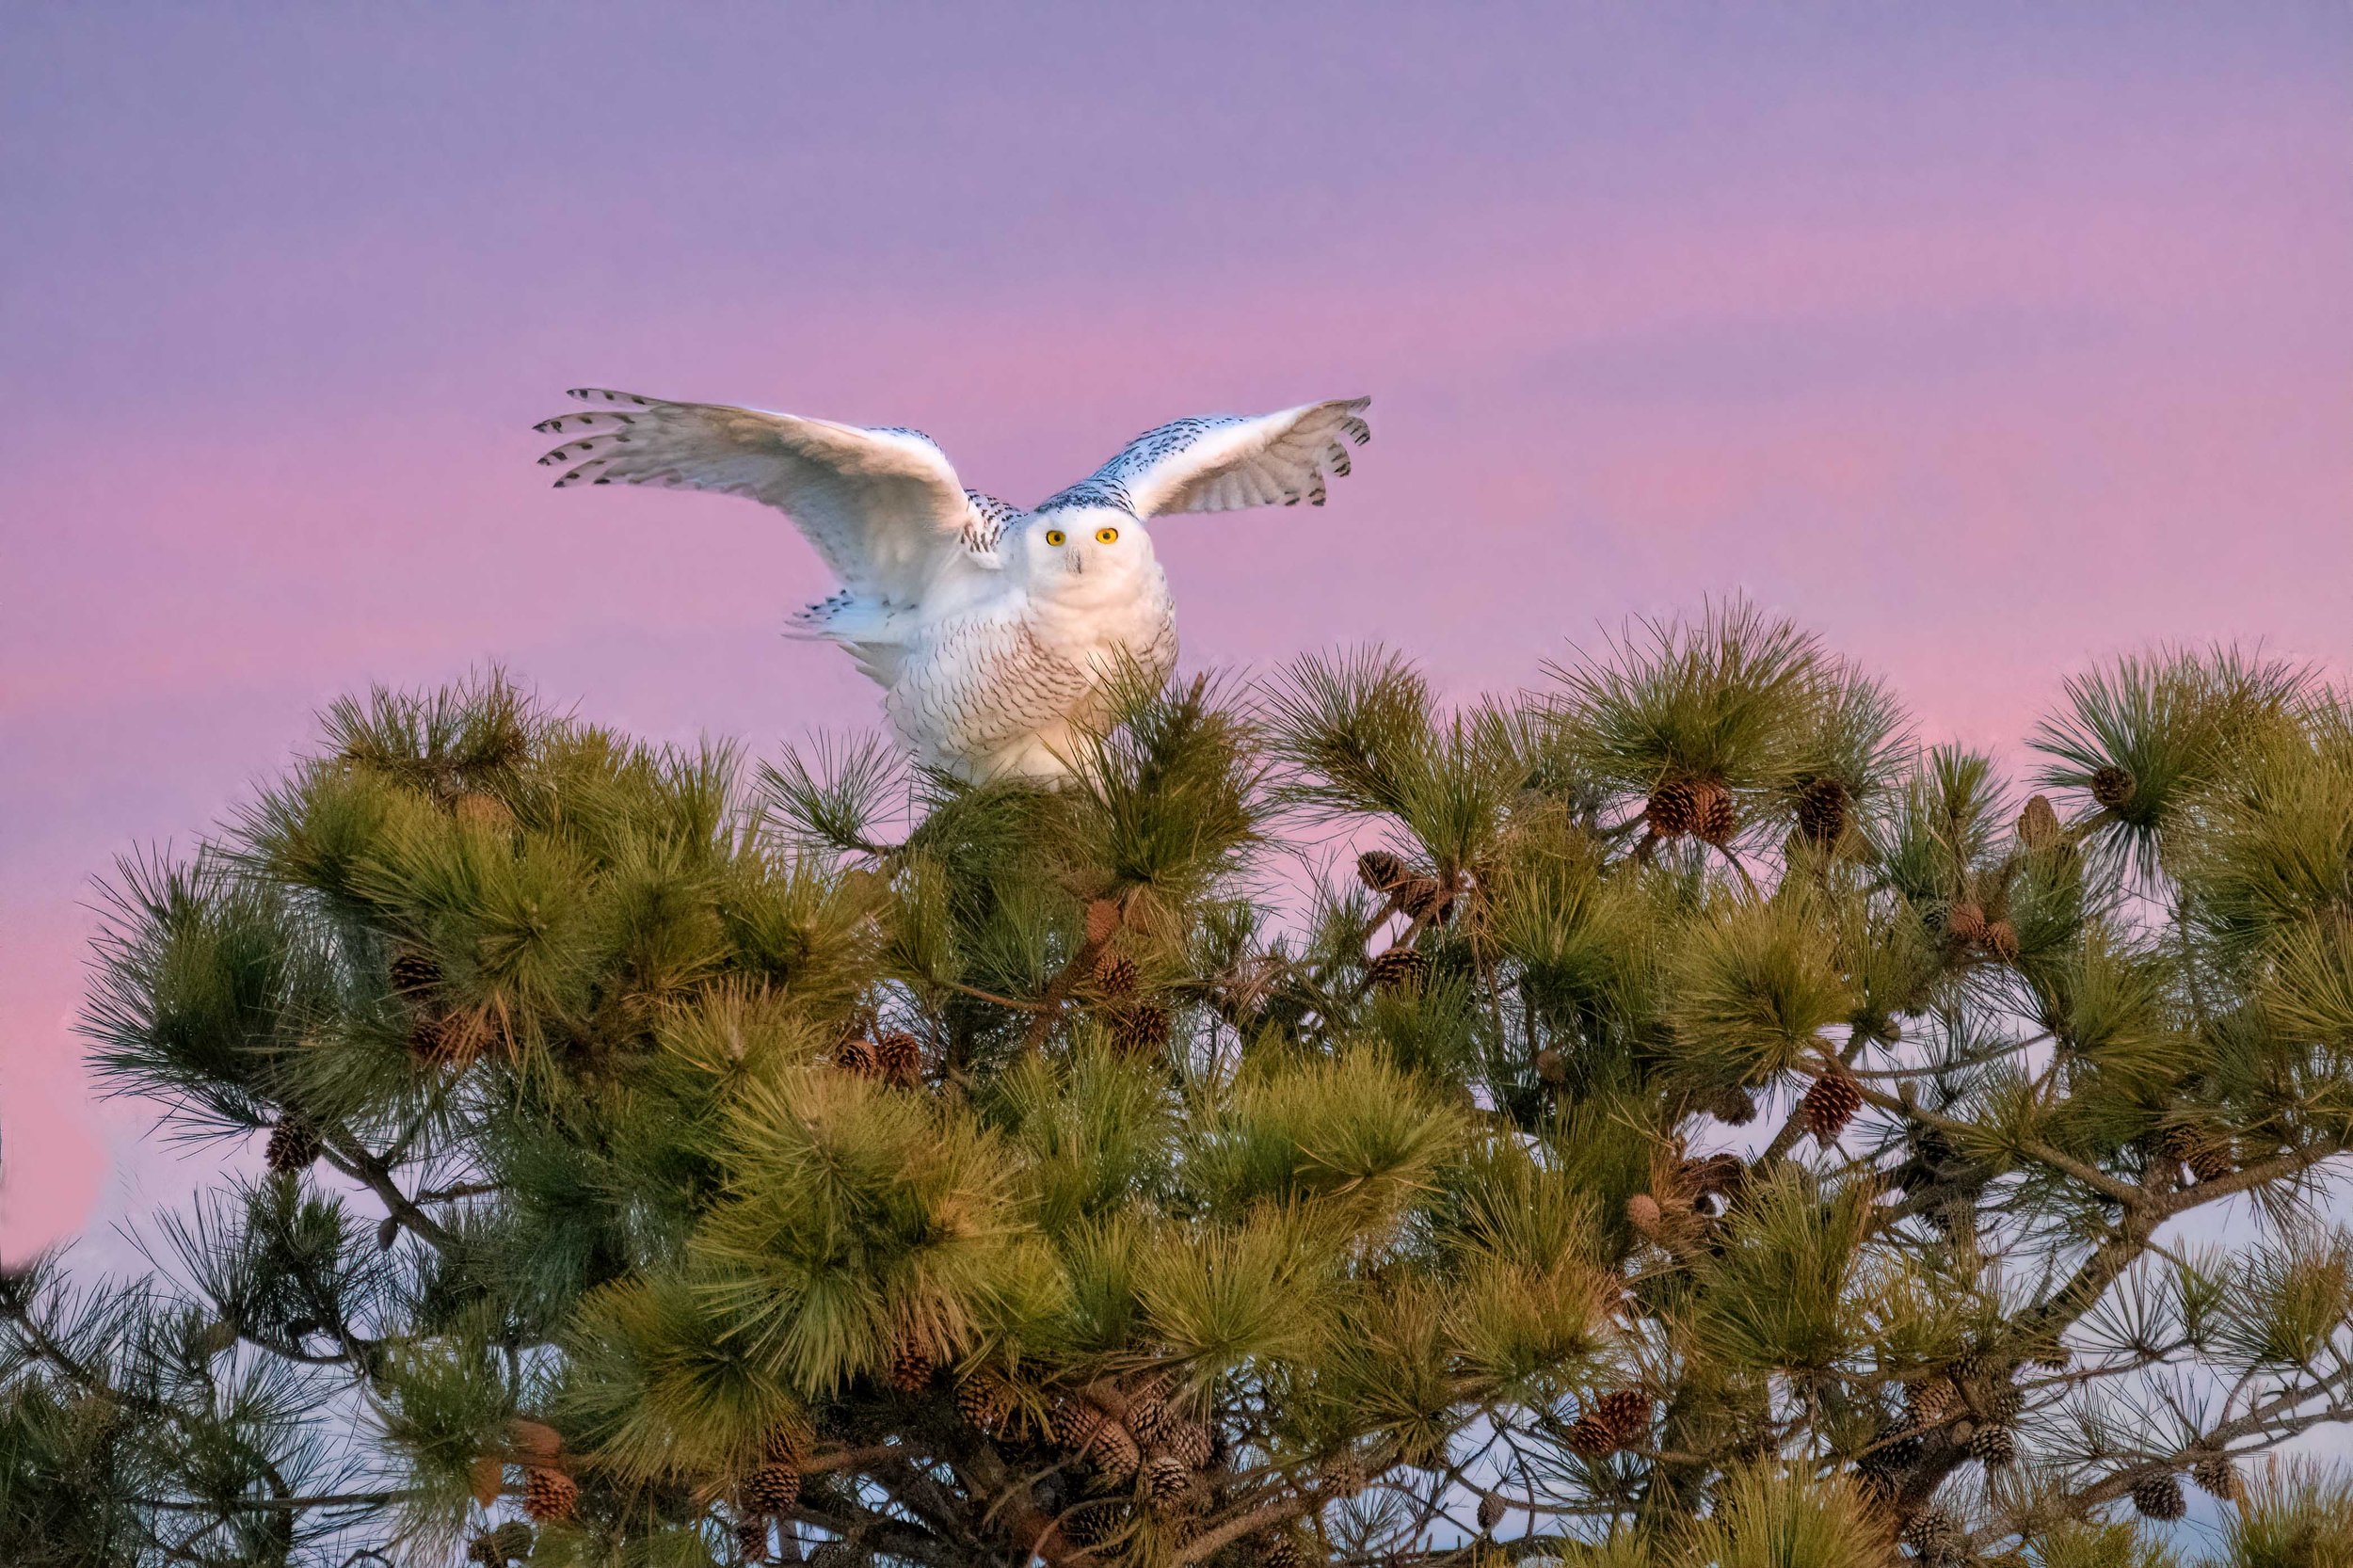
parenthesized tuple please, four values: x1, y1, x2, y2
(535, 389, 1002, 601)
(1042, 397, 1371, 518)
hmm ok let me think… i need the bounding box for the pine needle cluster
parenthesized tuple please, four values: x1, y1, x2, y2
(8, 613, 2353, 1568)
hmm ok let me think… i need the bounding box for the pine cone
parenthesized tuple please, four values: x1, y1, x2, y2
(1593, 1390, 1652, 1448)
(467, 1537, 497, 1565)
(2019, 794, 2062, 848)
(1985, 920, 2020, 963)
(1112, 1004, 1173, 1057)
(1625, 1192, 1664, 1238)
(1355, 850, 1411, 896)
(1059, 1502, 1119, 1549)
(1563, 1413, 1617, 1458)
(1946, 903, 1989, 945)
(1967, 1424, 2017, 1466)
(1398, 875, 1453, 922)
(2130, 1472, 2185, 1521)
(873, 1032, 925, 1089)
(2090, 765, 2136, 810)
(1906, 1378, 1961, 1423)
(1366, 947, 1428, 996)
(1092, 951, 1139, 999)
(887, 1336, 936, 1393)
(2164, 1124, 2236, 1183)
(522, 1466, 578, 1523)
(1801, 1068, 1863, 1144)
(2192, 1455, 2241, 1500)
(389, 949, 440, 996)
(264, 1114, 322, 1176)
(489, 1522, 533, 1561)
(1980, 1380, 2025, 1423)
(1647, 778, 1702, 838)
(1476, 1492, 1505, 1531)
(1692, 782, 1740, 846)
(1085, 1418, 1141, 1483)
(1161, 1419, 1213, 1471)
(742, 1462, 802, 1516)
(1533, 1048, 1568, 1086)
(1705, 1084, 1757, 1126)
(737, 1518, 773, 1564)
(1794, 778, 1851, 847)
(1899, 1506, 1961, 1556)
(1144, 1454, 1194, 1515)
(1257, 1530, 1307, 1568)
(1055, 1398, 1108, 1454)
(834, 1038, 880, 1079)
(955, 1372, 1016, 1435)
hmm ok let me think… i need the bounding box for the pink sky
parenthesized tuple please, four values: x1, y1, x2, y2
(4, 6, 2350, 1258)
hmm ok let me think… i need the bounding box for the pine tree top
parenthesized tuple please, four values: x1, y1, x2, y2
(8, 607, 2353, 1567)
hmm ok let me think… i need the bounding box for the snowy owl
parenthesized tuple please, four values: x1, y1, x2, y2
(535, 389, 1372, 781)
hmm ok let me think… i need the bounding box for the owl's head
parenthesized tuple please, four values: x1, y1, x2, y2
(1015, 506, 1156, 603)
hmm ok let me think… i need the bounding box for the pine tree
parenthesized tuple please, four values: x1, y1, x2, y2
(7, 616, 2353, 1566)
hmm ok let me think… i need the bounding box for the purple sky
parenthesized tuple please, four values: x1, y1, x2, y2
(5, 5, 2350, 1257)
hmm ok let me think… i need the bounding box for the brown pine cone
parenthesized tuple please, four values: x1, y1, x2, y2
(1083, 1419, 1140, 1484)
(1092, 950, 1139, 999)
(1692, 782, 1740, 846)
(1801, 1067, 1863, 1143)
(2192, 1455, 2241, 1500)
(1058, 1501, 1120, 1549)
(1398, 875, 1453, 922)
(1704, 1084, 1757, 1126)
(1257, 1530, 1307, 1568)
(1905, 1378, 1961, 1423)
(873, 1032, 925, 1089)
(1143, 1454, 1194, 1515)
(1966, 1424, 2017, 1466)
(955, 1372, 1016, 1435)
(1946, 902, 1990, 945)
(2089, 765, 2136, 810)
(522, 1466, 578, 1523)
(2018, 794, 2062, 848)
(742, 1461, 802, 1516)
(488, 1522, 534, 1560)
(887, 1336, 936, 1393)
(1160, 1419, 1214, 1471)
(834, 1038, 881, 1078)
(1625, 1192, 1664, 1237)
(1366, 947, 1429, 995)
(1647, 778, 1702, 837)
(1593, 1390, 1652, 1447)
(1533, 1048, 1568, 1086)
(1355, 850, 1410, 896)
(1112, 1004, 1173, 1057)
(1793, 777, 1851, 846)
(389, 950, 440, 996)
(1476, 1492, 1505, 1531)
(2130, 1472, 2185, 1521)
(1985, 920, 2021, 963)
(264, 1114, 322, 1176)
(1055, 1398, 1108, 1453)
(1899, 1507, 1961, 1555)
(1563, 1413, 1617, 1458)
(736, 1518, 773, 1564)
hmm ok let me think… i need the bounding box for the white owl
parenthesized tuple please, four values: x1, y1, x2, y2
(536, 389, 1372, 781)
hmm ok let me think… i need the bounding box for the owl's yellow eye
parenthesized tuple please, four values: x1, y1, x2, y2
(1095, 526, 1120, 544)
(1044, 529, 1066, 546)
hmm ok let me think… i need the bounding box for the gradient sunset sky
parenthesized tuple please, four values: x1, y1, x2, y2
(4, 5, 2349, 1258)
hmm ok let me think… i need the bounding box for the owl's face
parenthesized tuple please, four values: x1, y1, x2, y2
(1016, 507, 1156, 604)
